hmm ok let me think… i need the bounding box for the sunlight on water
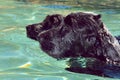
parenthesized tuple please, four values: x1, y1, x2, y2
(0, 0, 120, 80)
(18, 62, 32, 68)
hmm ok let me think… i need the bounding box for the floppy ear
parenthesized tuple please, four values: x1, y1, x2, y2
(64, 15, 72, 26)
(49, 15, 63, 25)
(93, 14, 101, 20)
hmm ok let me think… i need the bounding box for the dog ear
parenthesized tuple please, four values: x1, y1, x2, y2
(49, 14, 63, 25)
(93, 14, 101, 20)
(64, 15, 72, 26)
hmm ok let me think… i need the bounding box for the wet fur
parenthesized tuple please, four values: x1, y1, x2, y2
(26, 12, 120, 66)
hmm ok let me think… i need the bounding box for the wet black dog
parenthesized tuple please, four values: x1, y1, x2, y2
(26, 12, 120, 62)
(26, 12, 120, 78)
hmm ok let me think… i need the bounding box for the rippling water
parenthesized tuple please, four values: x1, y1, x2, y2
(0, 0, 120, 80)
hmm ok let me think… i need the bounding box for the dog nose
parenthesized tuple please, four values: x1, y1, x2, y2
(26, 25, 32, 31)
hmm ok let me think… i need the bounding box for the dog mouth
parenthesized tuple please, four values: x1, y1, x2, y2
(40, 41, 54, 52)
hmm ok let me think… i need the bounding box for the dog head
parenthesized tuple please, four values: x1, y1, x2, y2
(26, 12, 103, 59)
(26, 12, 120, 63)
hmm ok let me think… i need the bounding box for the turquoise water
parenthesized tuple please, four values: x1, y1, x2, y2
(0, 0, 120, 80)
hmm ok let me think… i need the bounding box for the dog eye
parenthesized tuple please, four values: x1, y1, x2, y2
(34, 27, 39, 32)
(42, 22, 52, 30)
(42, 26, 52, 30)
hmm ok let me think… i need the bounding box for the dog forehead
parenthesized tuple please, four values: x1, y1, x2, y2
(46, 14, 63, 19)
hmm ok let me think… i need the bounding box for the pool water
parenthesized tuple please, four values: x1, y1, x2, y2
(0, 0, 120, 80)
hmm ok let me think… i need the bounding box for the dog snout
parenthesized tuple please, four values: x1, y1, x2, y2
(26, 24, 38, 40)
(26, 24, 35, 32)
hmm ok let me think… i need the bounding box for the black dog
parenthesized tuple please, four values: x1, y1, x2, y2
(26, 12, 120, 77)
